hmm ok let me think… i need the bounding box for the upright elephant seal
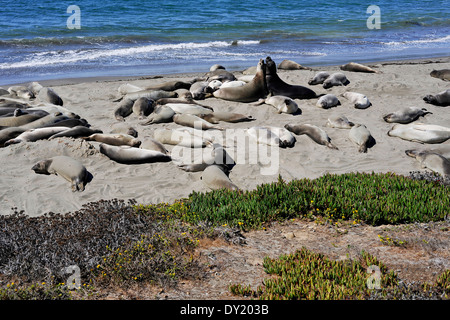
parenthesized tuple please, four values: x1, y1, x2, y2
(423, 89, 450, 107)
(83, 133, 141, 147)
(278, 59, 311, 70)
(213, 59, 268, 103)
(308, 71, 330, 85)
(326, 115, 354, 129)
(316, 94, 340, 109)
(201, 111, 254, 124)
(341, 92, 371, 109)
(99, 143, 171, 164)
(253, 95, 299, 114)
(284, 123, 338, 149)
(383, 107, 432, 124)
(430, 69, 450, 81)
(388, 123, 450, 144)
(200, 164, 239, 191)
(31, 156, 89, 192)
(340, 62, 379, 73)
(323, 73, 350, 89)
(405, 149, 450, 180)
(132, 97, 154, 120)
(349, 124, 374, 153)
(265, 57, 317, 99)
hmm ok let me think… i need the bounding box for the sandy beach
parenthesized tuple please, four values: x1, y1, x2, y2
(1, 56, 449, 217)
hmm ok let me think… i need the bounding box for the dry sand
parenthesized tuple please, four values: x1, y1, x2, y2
(1, 57, 449, 217)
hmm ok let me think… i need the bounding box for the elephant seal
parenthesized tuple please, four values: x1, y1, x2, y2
(207, 80, 222, 91)
(117, 83, 143, 95)
(118, 89, 177, 102)
(213, 59, 268, 103)
(156, 91, 212, 108)
(49, 126, 102, 140)
(349, 124, 374, 153)
(210, 64, 226, 72)
(308, 71, 330, 85)
(190, 81, 214, 100)
(267, 126, 296, 148)
(316, 94, 340, 109)
(99, 143, 171, 164)
(0, 112, 47, 127)
(265, 57, 317, 99)
(405, 149, 450, 180)
(341, 92, 371, 109)
(323, 73, 350, 89)
(430, 69, 450, 81)
(423, 89, 450, 107)
(140, 105, 175, 125)
(278, 59, 311, 70)
(28, 82, 63, 106)
(109, 122, 138, 137)
(0, 127, 26, 147)
(201, 111, 254, 124)
(4, 127, 69, 146)
(7, 86, 35, 100)
(114, 98, 134, 121)
(340, 62, 379, 73)
(253, 95, 299, 114)
(388, 123, 450, 144)
(153, 128, 211, 148)
(207, 69, 236, 82)
(247, 126, 296, 148)
(383, 107, 432, 124)
(200, 165, 239, 191)
(177, 143, 235, 173)
(40, 118, 89, 129)
(140, 137, 169, 155)
(32, 156, 89, 192)
(144, 80, 193, 91)
(18, 112, 71, 130)
(165, 103, 213, 116)
(132, 97, 154, 120)
(220, 80, 247, 88)
(173, 113, 223, 130)
(284, 123, 338, 149)
(326, 115, 354, 129)
(83, 133, 141, 147)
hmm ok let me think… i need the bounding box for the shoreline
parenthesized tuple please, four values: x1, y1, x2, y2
(2, 55, 450, 88)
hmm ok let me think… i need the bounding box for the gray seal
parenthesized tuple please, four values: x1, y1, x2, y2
(423, 89, 450, 107)
(99, 143, 171, 164)
(405, 149, 450, 181)
(265, 57, 317, 99)
(349, 124, 374, 153)
(32, 156, 89, 192)
(284, 123, 338, 149)
(430, 69, 450, 81)
(383, 107, 432, 124)
(323, 73, 350, 89)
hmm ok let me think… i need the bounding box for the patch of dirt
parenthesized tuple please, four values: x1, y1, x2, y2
(98, 218, 450, 300)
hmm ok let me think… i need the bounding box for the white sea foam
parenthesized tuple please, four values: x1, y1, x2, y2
(384, 35, 450, 46)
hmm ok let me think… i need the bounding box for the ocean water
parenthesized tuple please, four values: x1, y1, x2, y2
(0, 0, 449, 85)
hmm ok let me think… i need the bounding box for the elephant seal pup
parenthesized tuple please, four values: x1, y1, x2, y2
(132, 97, 154, 120)
(308, 71, 330, 85)
(140, 137, 169, 155)
(118, 89, 177, 102)
(423, 89, 450, 107)
(164, 103, 213, 116)
(206, 69, 236, 82)
(190, 81, 214, 100)
(0, 127, 26, 147)
(18, 112, 71, 130)
(246, 126, 282, 147)
(49, 126, 103, 140)
(340, 62, 379, 73)
(156, 91, 212, 108)
(326, 115, 354, 129)
(177, 143, 235, 173)
(117, 83, 143, 95)
(99, 143, 171, 164)
(266, 126, 296, 148)
(265, 57, 317, 99)
(173, 113, 223, 130)
(0, 111, 47, 127)
(219, 80, 246, 88)
(430, 69, 450, 81)
(7, 86, 35, 100)
(109, 122, 138, 137)
(140, 105, 175, 125)
(341, 92, 371, 109)
(284, 123, 338, 150)
(405, 149, 450, 180)
(322, 73, 350, 89)
(200, 164, 239, 191)
(383, 107, 432, 124)
(153, 128, 212, 148)
(213, 59, 268, 103)
(387, 123, 450, 144)
(32, 156, 89, 192)
(278, 59, 311, 70)
(201, 111, 254, 124)
(4, 127, 69, 146)
(207, 80, 222, 91)
(316, 94, 340, 109)
(349, 124, 374, 153)
(253, 95, 299, 114)
(114, 98, 134, 121)
(144, 80, 193, 91)
(83, 133, 141, 147)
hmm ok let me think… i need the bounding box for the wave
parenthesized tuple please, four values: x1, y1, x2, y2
(383, 35, 450, 47)
(0, 40, 261, 70)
